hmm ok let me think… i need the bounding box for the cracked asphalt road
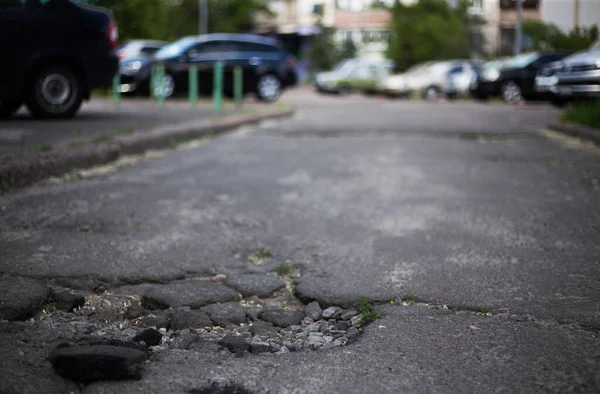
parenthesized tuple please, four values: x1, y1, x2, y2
(1, 90, 599, 393)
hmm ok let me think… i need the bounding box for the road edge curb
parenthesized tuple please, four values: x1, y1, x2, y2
(0, 108, 295, 192)
(547, 122, 600, 146)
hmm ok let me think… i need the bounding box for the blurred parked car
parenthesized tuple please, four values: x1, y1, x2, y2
(536, 40, 600, 106)
(377, 62, 433, 98)
(0, 0, 119, 118)
(118, 40, 167, 95)
(412, 60, 480, 100)
(314, 58, 394, 95)
(473, 51, 573, 104)
(150, 34, 297, 102)
(469, 59, 508, 101)
(444, 61, 482, 99)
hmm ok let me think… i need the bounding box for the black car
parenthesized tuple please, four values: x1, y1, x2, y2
(117, 40, 168, 95)
(146, 34, 297, 102)
(472, 51, 573, 104)
(0, 0, 119, 118)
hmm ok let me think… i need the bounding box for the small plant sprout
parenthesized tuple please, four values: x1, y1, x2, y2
(248, 247, 272, 264)
(401, 292, 417, 305)
(275, 261, 296, 276)
(354, 297, 382, 327)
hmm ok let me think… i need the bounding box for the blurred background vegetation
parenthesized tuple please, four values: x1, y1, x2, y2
(89, 0, 272, 41)
(89, 0, 598, 72)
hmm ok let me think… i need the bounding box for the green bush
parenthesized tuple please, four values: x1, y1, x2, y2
(561, 101, 600, 130)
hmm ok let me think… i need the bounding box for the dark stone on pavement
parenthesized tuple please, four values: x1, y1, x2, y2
(224, 274, 286, 297)
(133, 328, 163, 347)
(141, 279, 238, 310)
(346, 327, 360, 344)
(170, 309, 213, 330)
(245, 306, 263, 321)
(322, 307, 343, 319)
(339, 309, 358, 320)
(218, 335, 250, 353)
(0, 276, 51, 321)
(141, 315, 170, 330)
(250, 340, 273, 354)
(0, 321, 30, 333)
(53, 291, 85, 312)
(48, 344, 147, 383)
(250, 321, 279, 336)
(124, 304, 144, 320)
(260, 309, 305, 328)
(304, 301, 323, 321)
(200, 302, 247, 327)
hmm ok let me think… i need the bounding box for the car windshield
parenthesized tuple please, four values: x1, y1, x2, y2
(333, 60, 356, 73)
(590, 39, 600, 50)
(155, 37, 197, 59)
(503, 52, 539, 68)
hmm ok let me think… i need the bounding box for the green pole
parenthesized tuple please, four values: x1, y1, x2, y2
(151, 65, 157, 99)
(213, 61, 223, 114)
(234, 66, 243, 109)
(157, 63, 165, 108)
(189, 65, 198, 106)
(112, 74, 121, 106)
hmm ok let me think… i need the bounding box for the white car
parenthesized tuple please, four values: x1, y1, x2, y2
(415, 60, 475, 100)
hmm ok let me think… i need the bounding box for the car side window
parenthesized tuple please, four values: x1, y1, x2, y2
(140, 46, 161, 56)
(236, 42, 278, 53)
(449, 65, 464, 74)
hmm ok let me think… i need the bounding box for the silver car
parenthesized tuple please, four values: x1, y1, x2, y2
(538, 40, 600, 105)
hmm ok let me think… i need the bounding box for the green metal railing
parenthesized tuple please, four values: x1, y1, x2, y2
(113, 61, 245, 114)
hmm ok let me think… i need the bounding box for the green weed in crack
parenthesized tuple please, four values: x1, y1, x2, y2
(401, 292, 417, 305)
(275, 261, 296, 276)
(253, 248, 272, 259)
(354, 297, 382, 327)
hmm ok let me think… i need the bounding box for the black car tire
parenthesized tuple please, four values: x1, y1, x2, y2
(0, 99, 23, 118)
(501, 81, 522, 105)
(256, 73, 282, 102)
(152, 72, 176, 99)
(337, 85, 350, 96)
(25, 65, 83, 119)
(423, 86, 441, 101)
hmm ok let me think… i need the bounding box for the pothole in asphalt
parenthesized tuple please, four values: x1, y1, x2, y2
(2, 251, 371, 363)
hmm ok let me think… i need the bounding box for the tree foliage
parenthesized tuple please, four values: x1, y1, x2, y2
(306, 18, 340, 71)
(89, 0, 272, 42)
(523, 20, 599, 52)
(339, 38, 357, 60)
(386, 0, 471, 72)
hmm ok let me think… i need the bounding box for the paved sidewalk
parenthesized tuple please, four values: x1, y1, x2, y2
(0, 97, 277, 159)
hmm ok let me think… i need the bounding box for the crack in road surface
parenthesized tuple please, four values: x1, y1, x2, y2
(1, 93, 599, 393)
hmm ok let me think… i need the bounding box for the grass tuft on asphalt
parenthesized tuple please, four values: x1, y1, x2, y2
(561, 101, 600, 130)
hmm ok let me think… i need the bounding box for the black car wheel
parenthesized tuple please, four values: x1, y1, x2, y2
(25, 65, 83, 119)
(256, 74, 281, 102)
(501, 81, 522, 104)
(337, 85, 350, 96)
(424, 86, 441, 101)
(0, 99, 23, 118)
(152, 72, 175, 99)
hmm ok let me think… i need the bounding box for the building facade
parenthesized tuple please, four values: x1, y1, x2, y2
(472, 0, 600, 56)
(255, 0, 395, 59)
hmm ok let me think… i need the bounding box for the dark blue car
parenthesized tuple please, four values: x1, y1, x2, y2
(118, 40, 168, 95)
(0, 0, 119, 118)
(131, 33, 297, 102)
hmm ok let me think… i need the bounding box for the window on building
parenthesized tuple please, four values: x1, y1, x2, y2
(500, 0, 539, 10)
(312, 3, 324, 16)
